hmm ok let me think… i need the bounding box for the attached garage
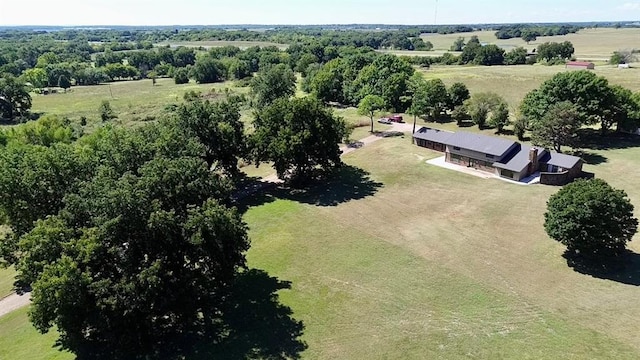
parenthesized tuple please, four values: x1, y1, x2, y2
(413, 127, 453, 152)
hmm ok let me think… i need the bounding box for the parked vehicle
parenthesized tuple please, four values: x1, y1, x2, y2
(389, 114, 404, 123)
(378, 117, 392, 124)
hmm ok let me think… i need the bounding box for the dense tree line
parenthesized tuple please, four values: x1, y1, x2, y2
(494, 24, 582, 41)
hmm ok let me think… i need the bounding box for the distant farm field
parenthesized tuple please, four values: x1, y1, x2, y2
(421, 28, 640, 61)
(156, 40, 288, 50)
(420, 64, 640, 109)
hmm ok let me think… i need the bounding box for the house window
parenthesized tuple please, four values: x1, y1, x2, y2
(485, 154, 494, 159)
(500, 169, 514, 178)
(453, 146, 461, 151)
(450, 153, 462, 161)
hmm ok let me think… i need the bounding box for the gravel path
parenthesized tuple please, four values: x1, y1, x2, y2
(0, 292, 31, 318)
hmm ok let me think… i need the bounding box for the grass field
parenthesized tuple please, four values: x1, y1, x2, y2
(421, 28, 640, 61)
(0, 307, 72, 360)
(156, 40, 288, 50)
(240, 133, 640, 359)
(420, 64, 640, 110)
(30, 78, 248, 131)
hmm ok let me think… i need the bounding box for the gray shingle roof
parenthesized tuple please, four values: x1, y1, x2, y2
(412, 127, 454, 143)
(445, 131, 518, 157)
(493, 145, 548, 172)
(540, 152, 582, 169)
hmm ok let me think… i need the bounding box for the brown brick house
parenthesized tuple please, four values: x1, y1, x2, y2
(413, 127, 584, 184)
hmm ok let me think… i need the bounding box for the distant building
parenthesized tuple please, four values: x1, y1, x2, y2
(566, 61, 595, 70)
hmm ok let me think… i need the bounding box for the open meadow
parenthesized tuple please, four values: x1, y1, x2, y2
(156, 40, 288, 50)
(421, 64, 640, 110)
(420, 28, 640, 61)
(3, 36, 640, 358)
(30, 78, 249, 131)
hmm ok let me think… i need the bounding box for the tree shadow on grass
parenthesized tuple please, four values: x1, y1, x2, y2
(563, 250, 640, 286)
(189, 269, 306, 359)
(577, 129, 640, 150)
(234, 165, 383, 211)
(275, 165, 383, 207)
(576, 150, 608, 165)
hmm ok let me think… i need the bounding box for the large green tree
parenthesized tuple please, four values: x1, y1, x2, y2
(171, 97, 246, 177)
(1, 122, 251, 358)
(464, 92, 504, 129)
(191, 55, 227, 84)
(358, 94, 385, 133)
(350, 54, 414, 112)
(250, 97, 347, 184)
(531, 101, 581, 152)
(250, 63, 296, 109)
(0, 74, 32, 122)
(520, 70, 615, 132)
(545, 178, 638, 260)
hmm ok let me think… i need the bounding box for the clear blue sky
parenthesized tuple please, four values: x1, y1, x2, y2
(2, 0, 639, 26)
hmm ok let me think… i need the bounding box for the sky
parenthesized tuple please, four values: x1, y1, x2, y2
(1, 0, 639, 26)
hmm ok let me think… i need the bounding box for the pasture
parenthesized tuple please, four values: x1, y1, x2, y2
(156, 40, 288, 50)
(421, 64, 640, 110)
(30, 78, 249, 131)
(421, 28, 640, 61)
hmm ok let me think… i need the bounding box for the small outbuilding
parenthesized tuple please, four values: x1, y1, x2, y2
(566, 61, 595, 70)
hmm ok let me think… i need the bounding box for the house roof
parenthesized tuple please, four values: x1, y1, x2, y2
(412, 127, 454, 144)
(540, 152, 582, 169)
(493, 145, 548, 172)
(445, 131, 518, 157)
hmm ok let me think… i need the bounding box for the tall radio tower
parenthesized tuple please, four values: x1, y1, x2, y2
(434, 0, 439, 25)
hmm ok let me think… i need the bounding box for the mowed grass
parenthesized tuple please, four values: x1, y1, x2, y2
(242, 134, 640, 359)
(421, 28, 640, 60)
(31, 78, 248, 130)
(420, 64, 640, 109)
(0, 266, 16, 299)
(0, 307, 72, 360)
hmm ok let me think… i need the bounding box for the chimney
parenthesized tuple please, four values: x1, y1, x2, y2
(528, 147, 539, 175)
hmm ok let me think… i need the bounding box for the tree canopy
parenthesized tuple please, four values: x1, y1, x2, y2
(0, 74, 32, 122)
(531, 101, 581, 152)
(358, 94, 385, 133)
(545, 178, 638, 260)
(250, 96, 347, 185)
(0, 102, 255, 358)
(250, 63, 296, 109)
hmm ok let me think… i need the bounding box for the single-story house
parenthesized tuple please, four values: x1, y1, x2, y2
(566, 61, 595, 70)
(413, 127, 584, 185)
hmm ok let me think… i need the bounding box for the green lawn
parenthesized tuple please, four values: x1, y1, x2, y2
(241, 136, 640, 359)
(31, 78, 248, 131)
(0, 307, 72, 360)
(0, 266, 16, 299)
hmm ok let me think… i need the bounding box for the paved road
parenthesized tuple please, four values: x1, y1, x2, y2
(0, 123, 415, 318)
(0, 292, 31, 318)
